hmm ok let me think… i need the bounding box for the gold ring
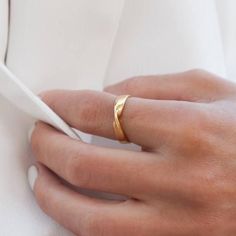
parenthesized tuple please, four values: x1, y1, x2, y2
(113, 95, 131, 143)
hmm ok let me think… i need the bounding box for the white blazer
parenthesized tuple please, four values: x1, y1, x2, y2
(0, 0, 236, 235)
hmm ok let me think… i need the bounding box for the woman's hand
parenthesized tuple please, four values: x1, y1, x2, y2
(29, 69, 236, 235)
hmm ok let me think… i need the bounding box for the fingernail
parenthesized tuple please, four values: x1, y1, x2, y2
(28, 124, 35, 142)
(28, 165, 38, 190)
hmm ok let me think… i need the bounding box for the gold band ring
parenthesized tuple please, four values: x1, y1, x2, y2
(113, 95, 131, 143)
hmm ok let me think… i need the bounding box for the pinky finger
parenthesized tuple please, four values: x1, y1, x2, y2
(28, 164, 124, 236)
(28, 164, 191, 235)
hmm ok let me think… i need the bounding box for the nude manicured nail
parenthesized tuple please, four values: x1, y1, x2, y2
(28, 165, 38, 190)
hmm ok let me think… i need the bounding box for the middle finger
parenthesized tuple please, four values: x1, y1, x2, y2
(31, 122, 157, 198)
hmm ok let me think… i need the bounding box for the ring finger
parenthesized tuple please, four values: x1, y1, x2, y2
(40, 89, 199, 149)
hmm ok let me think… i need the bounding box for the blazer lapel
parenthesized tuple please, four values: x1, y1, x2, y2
(0, 0, 9, 62)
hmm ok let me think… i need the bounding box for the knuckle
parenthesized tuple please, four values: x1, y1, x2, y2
(34, 180, 50, 213)
(65, 149, 92, 188)
(77, 91, 105, 133)
(188, 68, 209, 76)
(186, 69, 216, 81)
(30, 125, 43, 155)
(30, 131, 39, 153)
(39, 90, 57, 109)
(181, 129, 205, 152)
(119, 77, 141, 92)
(186, 69, 221, 85)
(178, 108, 214, 152)
(79, 99, 97, 122)
(30, 124, 51, 161)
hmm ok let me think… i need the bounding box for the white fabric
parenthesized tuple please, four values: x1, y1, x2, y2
(0, 0, 236, 235)
(0, 0, 8, 60)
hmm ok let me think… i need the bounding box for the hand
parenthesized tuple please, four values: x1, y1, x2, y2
(29, 69, 236, 235)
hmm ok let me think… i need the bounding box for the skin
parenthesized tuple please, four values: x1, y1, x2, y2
(30, 69, 236, 235)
